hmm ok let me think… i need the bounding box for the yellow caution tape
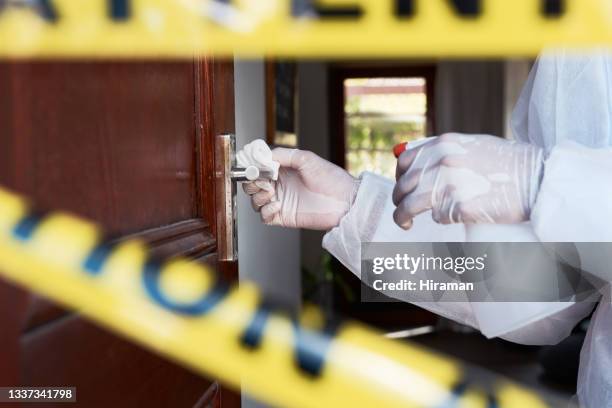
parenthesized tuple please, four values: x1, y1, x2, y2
(0, 0, 611, 58)
(0, 186, 552, 407)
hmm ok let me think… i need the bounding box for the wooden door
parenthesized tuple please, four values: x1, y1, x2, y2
(0, 59, 240, 407)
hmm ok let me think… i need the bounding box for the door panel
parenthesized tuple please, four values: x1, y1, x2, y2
(0, 62, 199, 235)
(24, 218, 217, 333)
(0, 281, 29, 387)
(0, 59, 238, 406)
(21, 316, 217, 408)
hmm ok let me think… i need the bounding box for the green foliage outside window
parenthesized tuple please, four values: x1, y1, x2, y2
(344, 79, 428, 179)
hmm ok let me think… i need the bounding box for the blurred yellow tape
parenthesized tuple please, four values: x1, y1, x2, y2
(0, 0, 611, 58)
(0, 186, 553, 407)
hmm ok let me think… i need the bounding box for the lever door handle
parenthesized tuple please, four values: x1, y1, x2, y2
(231, 166, 274, 182)
(215, 134, 274, 261)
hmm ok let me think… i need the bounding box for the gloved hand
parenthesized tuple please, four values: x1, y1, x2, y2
(243, 148, 360, 230)
(392, 134, 544, 229)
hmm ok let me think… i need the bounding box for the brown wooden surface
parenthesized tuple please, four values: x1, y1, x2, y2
(0, 59, 239, 407)
(21, 316, 218, 408)
(198, 59, 239, 282)
(0, 280, 29, 386)
(0, 62, 199, 235)
(196, 59, 236, 241)
(24, 219, 218, 333)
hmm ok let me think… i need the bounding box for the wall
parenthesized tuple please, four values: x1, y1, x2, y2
(234, 58, 302, 407)
(435, 60, 532, 139)
(295, 61, 334, 309)
(435, 61, 505, 137)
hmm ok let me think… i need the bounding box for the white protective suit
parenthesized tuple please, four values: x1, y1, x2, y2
(322, 50, 612, 407)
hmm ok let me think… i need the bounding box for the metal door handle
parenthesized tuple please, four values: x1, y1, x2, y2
(215, 134, 275, 261)
(230, 166, 274, 182)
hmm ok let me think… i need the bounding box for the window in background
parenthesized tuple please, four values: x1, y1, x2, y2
(266, 61, 298, 147)
(344, 77, 430, 178)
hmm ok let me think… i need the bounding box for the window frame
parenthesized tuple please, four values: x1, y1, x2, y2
(328, 64, 436, 169)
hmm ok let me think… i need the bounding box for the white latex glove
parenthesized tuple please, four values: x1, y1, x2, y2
(392, 133, 544, 229)
(243, 148, 360, 230)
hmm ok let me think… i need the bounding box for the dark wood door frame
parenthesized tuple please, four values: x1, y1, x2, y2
(328, 64, 436, 168)
(195, 58, 238, 282)
(196, 57, 241, 408)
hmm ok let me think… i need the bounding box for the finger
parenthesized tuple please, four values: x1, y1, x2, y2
(243, 180, 274, 196)
(396, 143, 428, 180)
(436, 199, 497, 224)
(432, 204, 453, 224)
(261, 201, 282, 224)
(271, 147, 299, 168)
(252, 189, 275, 210)
(394, 215, 413, 230)
(392, 164, 440, 206)
(393, 205, 413, 230)
(392, 172, 421, 206)
(393, 194, 432, 230)
(434, 202, 474, 224)
(243, 182, 261, 195)
(254, 179, 274, 192)
(430, 184, 452, 224)
(272, 148, 320, 172)
(395, 137, 472, 180)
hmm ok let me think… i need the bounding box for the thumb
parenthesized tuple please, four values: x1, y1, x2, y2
(271, 147, 299, 168)
(272, 148, 321, 173)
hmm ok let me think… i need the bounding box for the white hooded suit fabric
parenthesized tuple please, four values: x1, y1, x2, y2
(322, 50, 612, 407)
